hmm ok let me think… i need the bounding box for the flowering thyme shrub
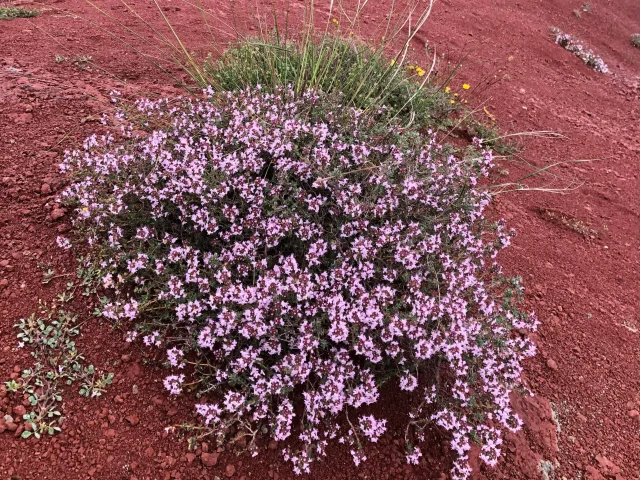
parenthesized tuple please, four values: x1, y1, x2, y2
(552, 27, 609, 73)
(60, 87, 537, 479)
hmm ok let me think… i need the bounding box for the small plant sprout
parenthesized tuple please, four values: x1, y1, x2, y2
(79, 368, 115, 397)
(42, 268, 55, 284)
(631, 34, 640, 49)
(72, 55, 93, 71)
(573, 2, 592, 18)
(56, 290, 74, 303)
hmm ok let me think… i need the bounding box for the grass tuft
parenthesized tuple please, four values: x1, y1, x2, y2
(202, 35, 452, 128)
(0, 6, 39, 20)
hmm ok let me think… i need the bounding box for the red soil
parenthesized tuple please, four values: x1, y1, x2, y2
(0, 0, 638, 479)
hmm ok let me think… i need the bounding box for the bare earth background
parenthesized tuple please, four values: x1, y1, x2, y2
(0, 0, 638, 479)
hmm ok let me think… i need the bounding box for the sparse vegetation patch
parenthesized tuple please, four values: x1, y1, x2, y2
(4, 304, 113, 438)
(0, 6, 39, 20)
(552, 27, 609, 73)
(3, 265, 112, 439)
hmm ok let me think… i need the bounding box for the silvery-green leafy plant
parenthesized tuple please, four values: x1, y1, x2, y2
(5, 304, 113, 439)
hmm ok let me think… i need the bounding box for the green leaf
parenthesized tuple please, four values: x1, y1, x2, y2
(21, 430, 32, 439)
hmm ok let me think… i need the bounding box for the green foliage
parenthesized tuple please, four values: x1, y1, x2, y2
(4, 296, 113, 440)
(202, 36, 452, 128)
(42, 268, 55, 284)
(463, 118, 519, 156)
(0, 7, 39, 20)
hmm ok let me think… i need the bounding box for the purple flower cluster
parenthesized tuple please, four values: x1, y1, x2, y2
(60, 86, 537, 479)
(553, 27, 609, 73)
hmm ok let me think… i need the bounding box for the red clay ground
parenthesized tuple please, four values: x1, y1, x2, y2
(0, 0, 638, 479)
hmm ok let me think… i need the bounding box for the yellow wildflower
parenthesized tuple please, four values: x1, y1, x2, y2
(407, 65, 415, 70)
(450, 99, 456, 104)
(332, 18, 339, 25)
(415, 67, 426, 77)
(445, 86, 451, 93)
(81, 207, 89, 212)
(454, 93, 459, 97)
(462, 83, 470, 90)
(390, 59, 396, 66)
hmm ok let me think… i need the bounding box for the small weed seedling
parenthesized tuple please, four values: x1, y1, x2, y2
(79, 365, 114, 398)
(632, 34, 640, 49)
(72, 55, 93, 71)
(76, 256, 102, 298)
(0, 7, 39, 20)
(42, 268, 55, 284)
